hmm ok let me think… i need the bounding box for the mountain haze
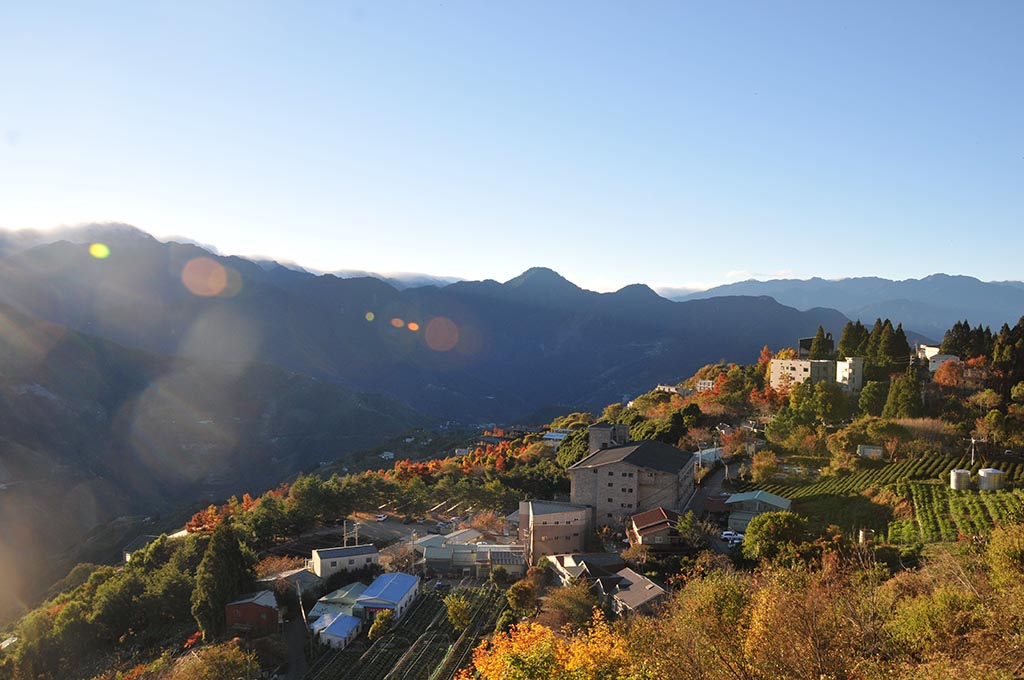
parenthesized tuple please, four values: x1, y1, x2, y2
(0, 228, 851, 420)
(671, 275, 1024, 340)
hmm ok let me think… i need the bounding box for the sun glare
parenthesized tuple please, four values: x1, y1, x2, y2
(425, 316, 459, 352)
(178, 258, 244, 297)
(88, 243, 110, 259)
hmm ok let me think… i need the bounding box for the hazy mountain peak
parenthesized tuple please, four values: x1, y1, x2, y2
(503, 267, 578, 289)
(611, 283, 664, 301)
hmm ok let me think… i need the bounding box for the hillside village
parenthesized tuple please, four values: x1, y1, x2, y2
(6, 317, 1024, 679)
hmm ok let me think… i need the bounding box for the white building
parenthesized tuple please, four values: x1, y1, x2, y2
(770, 357, 865, 392)
(310, 545, 379, 580)
(836, 357, 865, 392)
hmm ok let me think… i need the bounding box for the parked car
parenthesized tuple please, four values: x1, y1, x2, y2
(720, 530, 738, 540)
(375, 514, 389, 522)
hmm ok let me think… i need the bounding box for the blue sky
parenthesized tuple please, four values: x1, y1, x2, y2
(1, 2, 1021, 292)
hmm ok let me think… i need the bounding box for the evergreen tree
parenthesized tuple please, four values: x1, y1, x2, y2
(881, 366, 922, 419)
(858, 381, 889, 417)
(191, 521, 255, 640)
(865, 319, 884, 362)
(807, 326, 832, 359)
(836, 320, 869, 358)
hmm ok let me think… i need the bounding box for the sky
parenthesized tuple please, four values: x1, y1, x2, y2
(1, 2, 1022, 293)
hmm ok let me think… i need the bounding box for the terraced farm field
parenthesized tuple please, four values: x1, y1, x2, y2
(735, 454, 1024, 544)
(304, 586, 506, 680)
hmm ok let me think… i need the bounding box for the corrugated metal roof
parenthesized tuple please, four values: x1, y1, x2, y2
(323, 613, 361, 639)
(227, 591, 278, 610)
(724, 490, 791, 510)
(314, 545, 379, 559)
(357, 573, 419, 606)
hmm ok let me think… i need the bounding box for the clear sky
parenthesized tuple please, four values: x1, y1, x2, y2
(1, 2, 1021, 292)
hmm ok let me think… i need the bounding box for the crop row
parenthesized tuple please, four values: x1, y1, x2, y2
(428, 587, 507, 680)
(887, 483, 1024, 544)
(750, 454, 1024, 500)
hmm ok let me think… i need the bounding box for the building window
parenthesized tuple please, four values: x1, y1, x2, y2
(622, 472, 628, 477)
(330, 561, 337, 567)
(608, 498, 613, 503)
(628, 488, 633, 493)
(621, 488, 626, 492)
(608, 482, 613, 487)
(366, 557, 372, 563)
(628, 472, 634, 477)
(607, 513, 613, 518)
(608, 471, 614, 476)
(348, 559, 355, 565)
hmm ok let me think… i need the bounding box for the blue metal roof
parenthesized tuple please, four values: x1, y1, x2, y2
(358, 573, 419, 605)
(323, 613, 361, 639)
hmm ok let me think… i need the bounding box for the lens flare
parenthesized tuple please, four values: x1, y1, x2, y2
(425, 316, 459, 352)
(181, 257, 228, 297)
(390, 318, 405, 328)
(365, 312, 375, 322)
(407, 322, 420, 332)
(89, 243, 110, 259)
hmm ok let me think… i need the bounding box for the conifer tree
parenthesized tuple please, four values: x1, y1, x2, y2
(191, 521, 255, 640)
(808, 326, 832, 359)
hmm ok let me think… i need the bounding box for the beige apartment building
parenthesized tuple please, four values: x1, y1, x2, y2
(568, 440, 695, 527)
(517, 500, 591, 564)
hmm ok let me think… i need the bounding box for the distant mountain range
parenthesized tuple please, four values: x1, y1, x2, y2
(0, 224, 849, 421)
(669, 275, 1024, 341)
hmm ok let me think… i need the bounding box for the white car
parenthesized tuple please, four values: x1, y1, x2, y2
(375, 514, 389, 522)
(720, 530, 738, 540)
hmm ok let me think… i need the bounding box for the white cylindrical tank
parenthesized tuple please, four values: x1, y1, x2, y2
(978, 468, 1006, 491)
(950, 469, 971, 491)
(858, 528, 876, 545)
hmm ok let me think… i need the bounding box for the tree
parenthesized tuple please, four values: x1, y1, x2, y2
(191, 521, 255, 640)
(543, 582, 599, 630)
(444, 593, 473, 631)
(750, 450, 780, 484)
(368, 609, 394, 640)
(742, 511, 808, 561)
(933, 360, 964, 389)
(837, 320, 870, 358)
(808, 326, 832, 359)
(164, 641, 256, 680)
(858, 380, 889, 416)
(507, 579, 539, 614)
(882, 367, 922, 419)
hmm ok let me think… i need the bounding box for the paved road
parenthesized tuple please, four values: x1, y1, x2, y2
(285, 618, 309, 680)
(686, 461, 739, 516)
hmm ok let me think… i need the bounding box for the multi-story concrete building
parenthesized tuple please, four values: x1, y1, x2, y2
(769, 359, 836, 390)
(835, 357, 865, 392)
(568, 440, 695, 527)
(586, 422, 631, 453)
(770, 357, 865, 392)
(518, 499, 590, 564)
